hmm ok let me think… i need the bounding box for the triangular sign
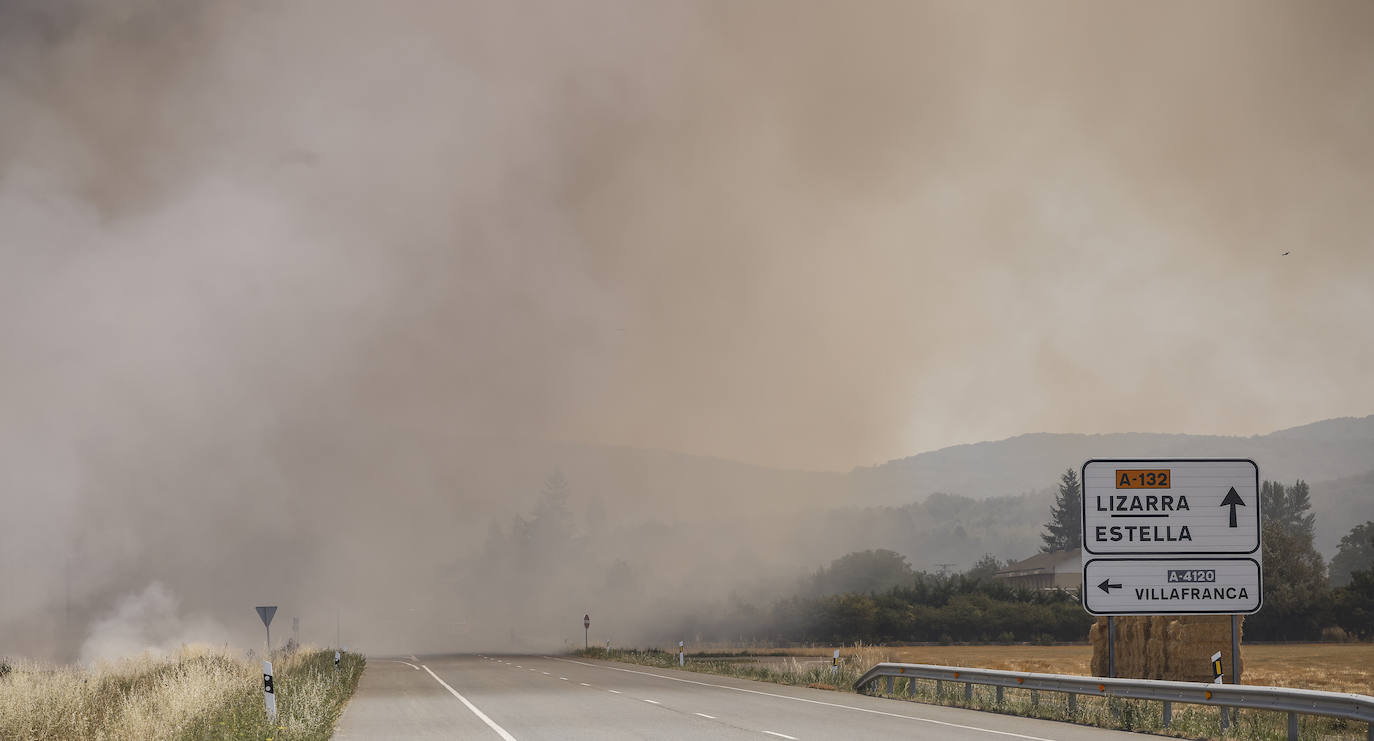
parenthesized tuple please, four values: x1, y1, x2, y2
(256, 605, 277, 628)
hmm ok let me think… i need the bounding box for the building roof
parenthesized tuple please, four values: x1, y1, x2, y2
(995, 548, 1081, 578)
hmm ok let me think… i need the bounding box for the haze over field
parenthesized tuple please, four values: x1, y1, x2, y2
(1, 1, 1371, 659)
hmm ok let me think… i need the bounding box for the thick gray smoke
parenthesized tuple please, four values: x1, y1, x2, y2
(1, 1, 1372, 658)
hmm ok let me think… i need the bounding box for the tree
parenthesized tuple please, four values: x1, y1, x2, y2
(1041, 468, 1082, 552)
(808, 549, 915, 596)
(966, 553, 1003, 581)
(1261, 479, 1316, 542)
(1333, 565, 1374, 639)
(1329, 521, 1374, 587)
(1247, 492, 1330, 640)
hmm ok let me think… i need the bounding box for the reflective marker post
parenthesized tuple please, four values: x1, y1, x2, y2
(263, 660, 276, 722)
(678, 641, 685, 667)
(584, 614, 590, 652)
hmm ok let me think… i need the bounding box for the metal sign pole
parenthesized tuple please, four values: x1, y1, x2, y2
(1107, 617, 1116, 678)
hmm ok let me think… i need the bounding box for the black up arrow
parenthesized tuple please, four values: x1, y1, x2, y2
(1097, 578, 1122, 594)
(1220, 487, 1245, 528)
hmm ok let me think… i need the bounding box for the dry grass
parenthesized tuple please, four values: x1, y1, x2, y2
(0, 645, 364, 741)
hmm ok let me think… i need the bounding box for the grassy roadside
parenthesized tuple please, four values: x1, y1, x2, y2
(573, 645, 1370, 740)
(0, 646, 364, 740)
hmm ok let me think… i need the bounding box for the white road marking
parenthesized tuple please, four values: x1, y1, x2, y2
(549, 657, 1057, 741)
(542, 672, 551, 675)
(763, 733, 798, 740)
(608, 689, 622, 694)
(695, 712, 717, 719)
(407, 655, 419, 662)
(642, 699, 660, 704)
(560, 677, 569, 681)
(420, 664, 518, 741)
(580, 683, 592, 687)
(381, 659, 421, 671)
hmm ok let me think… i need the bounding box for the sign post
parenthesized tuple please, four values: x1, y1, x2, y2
(678, 641, 684, 667)
(1081, 460, 1262, 616)
(263, 659, 276, 722)
(256, 606, 278, 654)
(584, 614, 590, 652)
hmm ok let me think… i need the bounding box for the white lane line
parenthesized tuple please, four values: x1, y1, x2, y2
(695, 712, 717, 719)
(380, 659, 421, 671)
(763, 733, 798, 740)
(608, 689, 622, 694)
(580, 682, 592, 687)
(542, 672, 551, 675)
(548, 657, 1056, 741)
(420, 664, 518, 741)
(560, 677, 569, 681)
(642, 699, 660, 704)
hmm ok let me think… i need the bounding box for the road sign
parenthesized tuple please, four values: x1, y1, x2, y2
(256, 606, 278, 652)
(1080, 459, 1263, 616)
(1083, 557, 1262, 614)
(584, 614, 590, 629)
(1082, 459, 1260, 555)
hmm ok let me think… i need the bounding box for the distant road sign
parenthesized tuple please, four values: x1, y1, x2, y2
(1082, 459, 1260, 555)
(1080, 459, 1263, 616)
(256, 606, 277, 628)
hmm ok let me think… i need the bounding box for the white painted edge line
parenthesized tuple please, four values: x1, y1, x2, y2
(695, 712, 717, 719)
(608, 689, 622, 694)
(421, 664, 518, 741)
(642, 699, 660, 704)
(560, 677, 569, 681)
(580, 682, 592, 687)
(763, 732, 798, 740)
(381, 659, 421, 671)
(548, 657, 1056, 741)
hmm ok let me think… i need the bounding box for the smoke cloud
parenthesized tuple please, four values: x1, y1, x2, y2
(1, 1, 1371, 657)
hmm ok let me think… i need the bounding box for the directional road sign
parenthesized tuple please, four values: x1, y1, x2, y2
(1082, 459, 1259, 556)
(1081, 459, 1263, 616)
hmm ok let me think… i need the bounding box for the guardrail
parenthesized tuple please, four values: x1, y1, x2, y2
(854, 662, 1374, 740)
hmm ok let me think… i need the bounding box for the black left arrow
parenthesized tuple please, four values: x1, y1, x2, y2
(1097, 578, 1122, 594)
(1220, 487, 1245, 528)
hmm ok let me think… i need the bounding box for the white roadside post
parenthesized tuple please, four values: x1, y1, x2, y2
(334, 650, 341, 670)
(263, 660, 276, 722)
(678, 641, 684, 667)
(832, 649, 840, 677)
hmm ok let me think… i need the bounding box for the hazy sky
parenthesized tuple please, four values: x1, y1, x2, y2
(2, 0, 1372, 474)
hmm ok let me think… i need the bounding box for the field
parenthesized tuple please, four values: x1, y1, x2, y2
(700, 643, 1374, 695)
(0, 646, 364, 741)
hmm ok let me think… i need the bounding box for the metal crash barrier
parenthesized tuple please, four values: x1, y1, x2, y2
(854, 662, 1374, 741)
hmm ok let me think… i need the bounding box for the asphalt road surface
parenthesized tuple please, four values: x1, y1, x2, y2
(335, 654, 1145, 740)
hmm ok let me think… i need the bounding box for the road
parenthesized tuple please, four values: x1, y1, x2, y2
(335, 654, 1145, 740)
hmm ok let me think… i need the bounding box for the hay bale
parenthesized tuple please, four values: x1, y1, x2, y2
(1089, 615, 1244, 682)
